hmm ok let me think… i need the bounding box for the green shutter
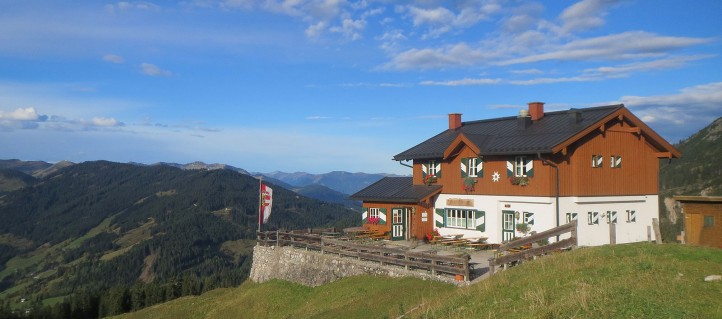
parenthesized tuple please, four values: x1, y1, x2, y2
(524, 212, 534, 225)
(506, 160, 514, 177)
(526, 158, 534, 177)
(362, 207, 368, 224)
(460, 158, 468, 178)
(475, 211, 485, 232)
(435, 208, 445, 228)
(435, 162, 442, 178)
(421, 163, 428, 179)
(477, 158, 483, 177)
(379, 208, 387, 225)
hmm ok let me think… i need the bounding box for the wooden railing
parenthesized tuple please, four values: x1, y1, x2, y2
(257, 230, 472, 281)
(488, 220, 578, 275)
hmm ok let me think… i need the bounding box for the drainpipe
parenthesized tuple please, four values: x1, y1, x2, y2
(538, 153, 560, 242)
(398, 160, 413, 169)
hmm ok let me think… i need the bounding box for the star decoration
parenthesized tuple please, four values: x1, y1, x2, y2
(492, 171, 500, 182)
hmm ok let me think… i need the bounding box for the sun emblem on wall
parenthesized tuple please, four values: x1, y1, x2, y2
(492, 171, 501, 182)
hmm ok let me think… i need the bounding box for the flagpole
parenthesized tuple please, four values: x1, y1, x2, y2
(258, 176, 263, 235)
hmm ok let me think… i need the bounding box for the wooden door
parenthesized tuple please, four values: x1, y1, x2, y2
(392, 208, 405, 240)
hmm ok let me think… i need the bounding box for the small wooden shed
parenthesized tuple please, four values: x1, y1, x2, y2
(674, 196, 722, 248)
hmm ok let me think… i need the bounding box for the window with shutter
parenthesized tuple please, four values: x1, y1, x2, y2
(475, 211, 486, 232)
(566, 213, 578, 223)
(435, 208, 445, 228)
(626, 210, 636, 223)
(607, 211, 617, 224)
(523, 212, 535, 225)
(362, 207, 368, 224)
(611, 155, 622, 168)
(512, 156, 532, 177)
(378, 208, 387, 225)
(587, 212, 599, 225)
(592, 155, 603, 168)
(460, 158, 468, 178)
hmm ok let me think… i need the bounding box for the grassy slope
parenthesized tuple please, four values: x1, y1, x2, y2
(114, 244, 722, 319)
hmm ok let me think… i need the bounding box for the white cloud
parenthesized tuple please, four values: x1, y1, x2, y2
(510, 68, 543, 75)
(420, 78, 501, 86)
(140, 63, 173, 77)
(92, 117, 123, 127)
(501, 31, 712, 65)
(305, 21, 327, 38)
(583, 55, 713, 77)
(383, 43, 496, 70)
(106, 1, 161, 13)
(403, 1, 501, 38)
(559, 0, 619, 35)
(103, 54, 125, 64)
(329, 18, 366, 40)
(0, 107, 43, 121)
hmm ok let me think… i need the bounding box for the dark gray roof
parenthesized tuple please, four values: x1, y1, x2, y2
(394, 104, 624, 161)
(350, 177, 442, 203)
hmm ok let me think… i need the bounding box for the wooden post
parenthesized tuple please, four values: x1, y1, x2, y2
(609, 222, 616, 245)
(320, 237, 324, 254)
(276, 230, 279, 247)
(464, 255, 470, 281)
(489, 258, 495, 275)
(647, 226, 652, 242)
(571, 220, 578, 249)
(652, 218, 662, 244)
(680, 231, 686, 244)
(404, 255, 409, 271)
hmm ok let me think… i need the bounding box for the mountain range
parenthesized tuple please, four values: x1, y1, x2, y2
(0, 161, 357, 317)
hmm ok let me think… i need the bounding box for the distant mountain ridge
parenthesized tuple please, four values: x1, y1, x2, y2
(262, 171, 401, 195)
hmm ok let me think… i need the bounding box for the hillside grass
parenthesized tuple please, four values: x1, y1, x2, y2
(113, 243, 722, 319)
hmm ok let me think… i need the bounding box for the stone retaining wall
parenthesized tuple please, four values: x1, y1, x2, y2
(249, 244, 462, 287)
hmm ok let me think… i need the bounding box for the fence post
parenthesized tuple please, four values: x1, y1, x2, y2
(609, 222, 616, 245)
(652, 218, 662, 244)
(647, 226, 652, 242)
(320, 237, 325, 254)
(489, 258, 495, 275)
(464, 255, 470, 281)
(571, 220, 578, 249)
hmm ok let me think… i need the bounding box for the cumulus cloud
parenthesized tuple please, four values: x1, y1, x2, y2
(103, 54, 125, 64)
(383, 43, 496, 70)
(402, 1, 501, 38)
(0, 107, 49, 130)
(140, 63, 173, 77)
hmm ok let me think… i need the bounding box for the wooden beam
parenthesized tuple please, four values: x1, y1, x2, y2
(618, 114, 624, 122)
(609, 127, 641, 134)
(599, 124, 605, 133)
(655, 151, 672, 158)
(561, 146, 568, 156)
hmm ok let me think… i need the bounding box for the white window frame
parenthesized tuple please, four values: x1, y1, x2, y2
(514, 156, 527, 177)
(611, 155, 622, 168)
(428, 160, 438, 176)
(468, 158, 478, 177)
(446, 209, 476, 229)
(566, 213, 578, 223)
(592, 155, 603, 168)
(587, 211, 599, 225)
(626, 210, 636, 223)
(523, 212, 534, 225)
(392, 209, 403, 224)
(607, 211, 617, 224)
(369, 208, 379, 219)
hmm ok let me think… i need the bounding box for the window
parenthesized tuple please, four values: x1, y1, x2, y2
(626, 210, 636, 223)
(369, 208, 379, 219)
(611, 155, 622, 168)
(515, 156, 527, 177)
(523, 212, 535, 225)
(428, 160, 437, 176)
(587, 212, 599, 225)
(592, 155, 603, 168)
(607, 211, 617, 224)
(468, 158, 479, 177)
(392, 210, 403, 224)
(704, 215, 714, 228)
(446, 209, 476, 229)
(566, 213, 578, 223)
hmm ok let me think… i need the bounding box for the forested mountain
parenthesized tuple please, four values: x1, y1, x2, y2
(0, 169, 37, 195)
(0, 161, 357, 318)
(658, 116, 722, 240)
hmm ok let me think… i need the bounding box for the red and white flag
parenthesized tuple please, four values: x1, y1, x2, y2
(259, 183, 273, 224)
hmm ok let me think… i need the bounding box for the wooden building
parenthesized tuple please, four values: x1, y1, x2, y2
(352, 103, 681, 246)
(675, 196, 722, 248)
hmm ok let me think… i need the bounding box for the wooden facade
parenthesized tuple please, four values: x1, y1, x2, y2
(356, 103, 680, 245)
(676, 196, 722, 248)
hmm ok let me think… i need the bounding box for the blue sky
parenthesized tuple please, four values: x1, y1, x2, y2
(1, 0, 721, 175)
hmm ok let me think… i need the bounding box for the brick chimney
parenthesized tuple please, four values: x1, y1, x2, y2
(449, 113, 462, 130)
(529, 102, 545, 121)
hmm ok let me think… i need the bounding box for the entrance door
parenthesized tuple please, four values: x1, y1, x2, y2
(502, 210, 515, 242)
(392, 208, 405, 240)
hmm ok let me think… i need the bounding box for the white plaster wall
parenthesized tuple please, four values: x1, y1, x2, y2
(434, 194, 659, 246)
